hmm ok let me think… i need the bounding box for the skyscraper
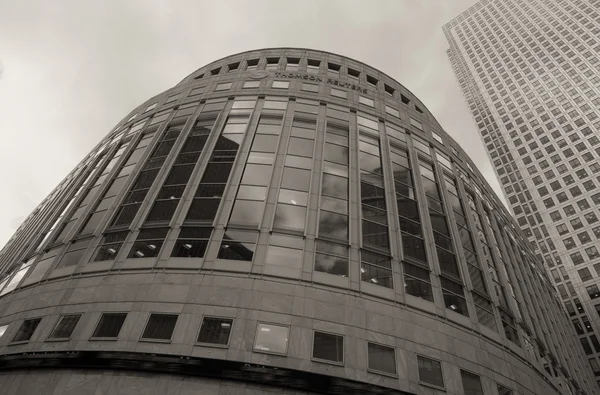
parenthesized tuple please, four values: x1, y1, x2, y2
(0, 48, 596, 394)
(444, 0, 600, 385)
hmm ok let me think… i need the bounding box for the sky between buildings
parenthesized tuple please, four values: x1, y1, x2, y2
(0, 0, 502, 249)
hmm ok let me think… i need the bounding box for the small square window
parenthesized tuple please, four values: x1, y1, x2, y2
(347, 68, 360, 80)
(401, 94, 410, 104)
(92, 313, 127, 339)
(12, 318, 41, 343)
(189, 86, 205, 97)
(246, 59, 259, 70)
(384, 84, 395, 96)
(228, 62, 239, 72)
(327, 62, 341, 75)
(301, 83, 318, 93)
(461, 370, 484, 395)
(48, 314, 81, 340)
(307, 59, 320, 73)
(254, 323, 289, 354)
(265, 57, 280, 70)
(210, 67, 221, 76)
(367, 342, 396, 375)
(141, 313, 178, 341)
(197, 317, 233, 346)
(243, 81, 260, 89)
(271, 80, 289, 89)
(312, 331, 344, 363)
(366, 75, 378, 86)
(215, 82, 232, 91)
(418, 356, 444, 388)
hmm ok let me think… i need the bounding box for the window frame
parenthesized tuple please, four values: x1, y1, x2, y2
(46, 313, 82, 341)
(417, 355, 445, 389)
(90, 312, 128, 340)
(139, 312, 179, 343)
(10, 317, 43, 344)
(367, 341, 397, 376)
(311, 330, 344, 365)
(253, 321, 290, 356)
(195, 316, 234, 348)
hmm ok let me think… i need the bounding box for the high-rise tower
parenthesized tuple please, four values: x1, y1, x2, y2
(0, 48, 596, 394)
(444, 0, 600, 385)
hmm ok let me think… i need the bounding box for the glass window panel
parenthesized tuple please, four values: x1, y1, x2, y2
(281, 168, 311, 191)
(141, 314, 178, 340)
(418, 356, 444, 388)
(92, 313, 127, 338)
(320, 196, 347, 214)
(285, 155, 313, 169)
(197, 317, 233, 346)
(266, 245, 303, 270)
(313, 332, 344, 363)
(315, 252, 348, 276)
(273, 204, 306, 230)
(237, 185, 267, 201)
(229, 200, 264, 226)
(278, 189, 308, 206)
(254, 323, 289, 354)
(318, 211, 348, 240)
(241, 164, 272, 186)
(287, 137, 314, 157)
(251, 135, 279, 153)
(368, 343, 396, 375)
(322, 161, 348, 177)
(324, 144, 348, 165)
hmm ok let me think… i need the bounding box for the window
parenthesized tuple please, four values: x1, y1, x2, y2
(331, 88, 347, 98)
(12, 318, 41, 343)
(417, 356, 444, 388)
(579, 268, 593, 282)
(314, 240, 348, 277)
(497, 384, 513, 395)
(141, 313, 178, 341)
(197, 317, 233, 346)
(243, 80, 260, 89)
(48, 314, 81, 340)
(91, 231, 129, 262)
(128, 228, 169, 259)
(367, 342, 396, 375)
(312, 331, 343, 363)
(347, 67, 360, 80)
(302, 83, 318, 93)
(254, 323, 289, 354)
(366, 75, 378, 86)
(214, 82, 232, 91)
(91, 313, 127, 338)
(246, 59, 259, 70)
(359, 96, 374, 107)
(271, 80, 289, 89)
(327, 62, 340, 76)
(461, 370, 484, 395)
(588, 285, 600, 299)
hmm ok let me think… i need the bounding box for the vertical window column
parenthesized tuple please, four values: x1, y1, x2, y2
(109, 119, 179, 228)
(145, 117, 216, 223)
(390, 145, 432, 301)
(229, 113, 285, 227)
(273, 118, 316, 232)
(419, 161, 468, 316)
(318, 122, 349, 242)
(358, 119, 391, 288)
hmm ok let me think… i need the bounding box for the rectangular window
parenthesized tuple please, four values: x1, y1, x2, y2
(0, 324, 7, 339)
(91, 231, 129, 262)
(218, 229, 257, 261)
(91, 313, 127, 338)
(461, 370, 484, 395)
(254, 323, 289, 354)
(197, 317, 233, 346)
(128, 228, 169, 259)
(497, 384, 513, 395)
(215, 82, 232, 91)
(302, 83, 318, 93)
(331, 88, 347, 98)
(312, 331, 344, 363)
(315, 240, 348, 277)
(12, 318, 42, 343)
(242, 80, 260, 89)
(359, 96, 374, 107)
(271, 80, 289, 89)
(418, 356, 444, 388)
(141, 313, 178, 341)
(367, 342, 396, 375)
(171, 227, 212, 258)
(48, 314, 81, 340)
(410, 118, 423, 130)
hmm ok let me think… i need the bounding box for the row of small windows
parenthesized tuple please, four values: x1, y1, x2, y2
(0, 314, 513, 394)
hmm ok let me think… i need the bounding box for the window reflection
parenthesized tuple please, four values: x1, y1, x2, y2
(218, 229, 257, 261)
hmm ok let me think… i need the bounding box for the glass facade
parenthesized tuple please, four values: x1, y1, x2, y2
(445, 0, 600, 388)
(0, 48, 595, 395)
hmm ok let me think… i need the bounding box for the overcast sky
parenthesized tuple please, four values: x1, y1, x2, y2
(0, 0, 504, 249)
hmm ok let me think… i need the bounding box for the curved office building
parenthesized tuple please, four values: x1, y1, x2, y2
(0, 49, 595, 395)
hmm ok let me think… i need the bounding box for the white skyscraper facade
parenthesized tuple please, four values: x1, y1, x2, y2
(444, 0, 600, 385)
